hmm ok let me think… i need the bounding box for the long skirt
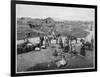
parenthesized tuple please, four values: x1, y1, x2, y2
(59, 43, 63, 49)
(63, 46, 69, 53)
(80, 48, 86, 56)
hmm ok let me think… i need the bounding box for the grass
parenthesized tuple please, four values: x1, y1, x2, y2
(17, 17, 92, 40)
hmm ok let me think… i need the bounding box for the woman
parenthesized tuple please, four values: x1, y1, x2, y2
(80, 40, 86, 56)
(58, 36, 63, 49)
(71, 40, 77, 54)
(63, 38, 69, 53)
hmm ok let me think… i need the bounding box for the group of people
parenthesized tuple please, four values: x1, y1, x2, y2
(18, 32, 93, 67)
(56, 35, 89, 57)
(23, 32, 93, 57)
(51, 34, 93, 68)
(39, 33, 93, 57)
(39, 34, 52, 48)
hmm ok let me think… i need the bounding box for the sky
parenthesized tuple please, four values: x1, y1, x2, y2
(16, 4, 95, 21)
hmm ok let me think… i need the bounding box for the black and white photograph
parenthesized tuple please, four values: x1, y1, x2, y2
(11, 1, 97, 76)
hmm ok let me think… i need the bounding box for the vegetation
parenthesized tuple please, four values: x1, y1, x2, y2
(17, 17, 93, 40)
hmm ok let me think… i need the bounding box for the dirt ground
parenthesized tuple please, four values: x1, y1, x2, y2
(17, 43, 94, 72)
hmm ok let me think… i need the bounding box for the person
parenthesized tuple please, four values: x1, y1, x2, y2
(63, 38, 69, 53)
(48, 35, 52, 45)
(75, 39, 82, 55)
(56, 34, 59, 44)
(80, 40, 86, 56)
(53, 46, 67, 68)
(40, 35, 44, 46)
(42, 35, 49, 49)
(55, 55, 67, 68)
(91, 38, 94, 49)
(58, 35, 63, 49)
(45, 35, 49, 46)
(70, 39, 77, 56)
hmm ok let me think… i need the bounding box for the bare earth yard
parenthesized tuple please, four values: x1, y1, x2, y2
(17, 43, 94, 72)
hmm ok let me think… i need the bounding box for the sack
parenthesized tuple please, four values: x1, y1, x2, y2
(56, 58, 66, 67)
(35, 47, 40, 51)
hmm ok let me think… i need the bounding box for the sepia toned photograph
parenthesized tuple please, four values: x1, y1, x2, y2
(12, 1, 97, 75)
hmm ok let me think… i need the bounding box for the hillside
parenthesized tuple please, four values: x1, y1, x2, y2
(17, 17, 94, 40)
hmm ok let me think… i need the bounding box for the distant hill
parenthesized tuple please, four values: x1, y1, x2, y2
(17, 17, 94, 40)
(52, 17, 66, 21)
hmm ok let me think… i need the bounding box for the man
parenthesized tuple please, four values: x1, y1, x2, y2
(42, 35, 49, 48)
(45, 35, 49, 46)
(40, 35, 44, 46)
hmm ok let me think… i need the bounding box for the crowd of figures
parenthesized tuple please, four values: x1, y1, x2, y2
(54, 34, 94, 67)
(17, 32, 94, 68)
(39, 34, 94, 55)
